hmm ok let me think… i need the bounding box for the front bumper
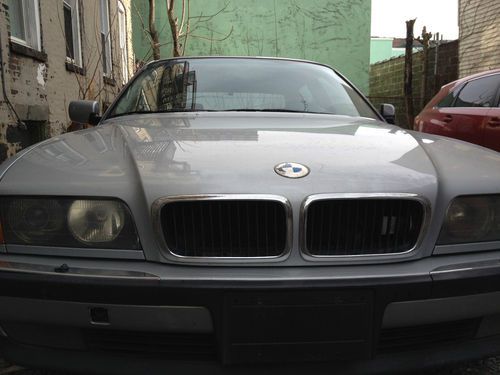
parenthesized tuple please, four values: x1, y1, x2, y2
(2, 251, 500, 374)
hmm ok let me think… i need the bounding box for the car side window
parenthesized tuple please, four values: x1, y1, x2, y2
(436, 89, 459, 108)
(453, 74, 500, 108)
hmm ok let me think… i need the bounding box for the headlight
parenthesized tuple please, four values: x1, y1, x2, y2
(0, 197, 141, 250)
(438, 195, 500, 244)
(68, 200, 125, 244)
(7, 199, 65, 244)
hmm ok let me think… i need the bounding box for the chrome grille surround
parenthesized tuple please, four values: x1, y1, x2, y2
(152, 195, 293, 263)
(300, 193, 430, 260)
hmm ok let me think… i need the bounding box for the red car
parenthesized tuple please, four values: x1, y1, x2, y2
(414, 69, 500, 152)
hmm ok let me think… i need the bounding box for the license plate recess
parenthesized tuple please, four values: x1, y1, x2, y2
(223, 289, 374, 364)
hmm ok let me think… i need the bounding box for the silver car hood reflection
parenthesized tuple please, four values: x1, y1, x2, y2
(1, 113, 438, 195)
(4, 111, 500, 199)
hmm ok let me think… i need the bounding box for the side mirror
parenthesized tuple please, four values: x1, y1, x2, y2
(69, 100, 101, 125)
(380, 103, 396, 124)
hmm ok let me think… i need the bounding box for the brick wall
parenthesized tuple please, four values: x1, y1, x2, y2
(459, 0, 500, 77)
(0, 0, 135, 162)
(369, 40, 458, 128)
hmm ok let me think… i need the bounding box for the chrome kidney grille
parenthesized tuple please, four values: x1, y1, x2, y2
(160, 197, 289, 258)
(157, 195, 426, 260)
(304, 198, 425, 256)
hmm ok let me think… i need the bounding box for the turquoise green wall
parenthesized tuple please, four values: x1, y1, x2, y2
(132, 0, 371, 93)
(370, 38, 393, 64)
(370, 38, 423, 64)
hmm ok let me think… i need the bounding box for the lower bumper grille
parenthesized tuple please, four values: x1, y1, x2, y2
(84, 329, 216, 360)
(160, 198, 289, 258)
(377, 319, 480, 354)
(305, 198, 425, 256)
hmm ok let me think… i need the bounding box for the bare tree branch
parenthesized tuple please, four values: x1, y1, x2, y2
(181, 0, 190, 55)
(148, 0, 161, 59)
(166, 0, 182, 56)
(133, 2, 154, 45)
(179, 0, 187, 37)
(137, 0, 233, 58)
(190, 26, 233, 42)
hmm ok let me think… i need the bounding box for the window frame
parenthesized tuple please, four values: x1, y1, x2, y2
(100, 0, 113, 77)
(435, 85, 463, 109)
(117, 1, 129, 84)
(444, 74, 500, 108)
(63, 0, 83, 67)
(8, 0, 42, 52)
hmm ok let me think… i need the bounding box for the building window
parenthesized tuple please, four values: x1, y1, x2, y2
(100, 0, 112, 76)
(63, 0, 82, 67)
(117, 1, 128, 83)
(8, 0, 41, 51)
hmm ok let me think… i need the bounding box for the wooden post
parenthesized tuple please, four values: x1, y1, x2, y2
(420, 26, 433, 109)
(433, 32, 441, 96)
(404, 19, 416, 129)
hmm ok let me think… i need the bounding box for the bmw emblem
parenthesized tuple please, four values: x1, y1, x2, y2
(274, 162, 310, 179)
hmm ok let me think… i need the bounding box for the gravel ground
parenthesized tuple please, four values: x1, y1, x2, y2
(423, 357, 500, 374)
(2, 357, 500, 375)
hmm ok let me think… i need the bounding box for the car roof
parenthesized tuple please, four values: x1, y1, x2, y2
(446, 68, 500, 89)
(145, 56, 335, 71)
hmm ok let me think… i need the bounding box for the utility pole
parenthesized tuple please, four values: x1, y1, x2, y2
(420, 26, 433, 109)
(404, 19, 416, 128)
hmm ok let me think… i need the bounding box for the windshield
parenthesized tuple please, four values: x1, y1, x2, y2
(108, 58, 379, 120)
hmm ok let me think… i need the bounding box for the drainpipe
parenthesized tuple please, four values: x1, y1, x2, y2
(0, 24, 25, 128)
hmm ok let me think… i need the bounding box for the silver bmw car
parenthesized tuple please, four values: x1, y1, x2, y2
(0, 57, 500, 374)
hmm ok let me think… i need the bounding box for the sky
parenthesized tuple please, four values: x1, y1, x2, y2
(371, 0, 459, 40)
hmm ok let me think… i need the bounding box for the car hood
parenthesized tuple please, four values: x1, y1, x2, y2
(0, 113, 439, 199)
(4, 112, 500, 261)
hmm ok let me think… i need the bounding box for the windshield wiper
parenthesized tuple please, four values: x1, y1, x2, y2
(107, 109, 217, 119)
(221, 108, 331, 114)
(107, 110, 157, 119)
(221, 108, 303, 113)
(107, 108, 331, 119)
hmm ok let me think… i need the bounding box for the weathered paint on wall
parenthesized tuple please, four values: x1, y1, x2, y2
(0, 0, 134, 161)
(132, 0, 371, 93)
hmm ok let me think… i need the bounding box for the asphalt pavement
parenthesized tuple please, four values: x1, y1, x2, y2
(2, 357, 500, 375)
